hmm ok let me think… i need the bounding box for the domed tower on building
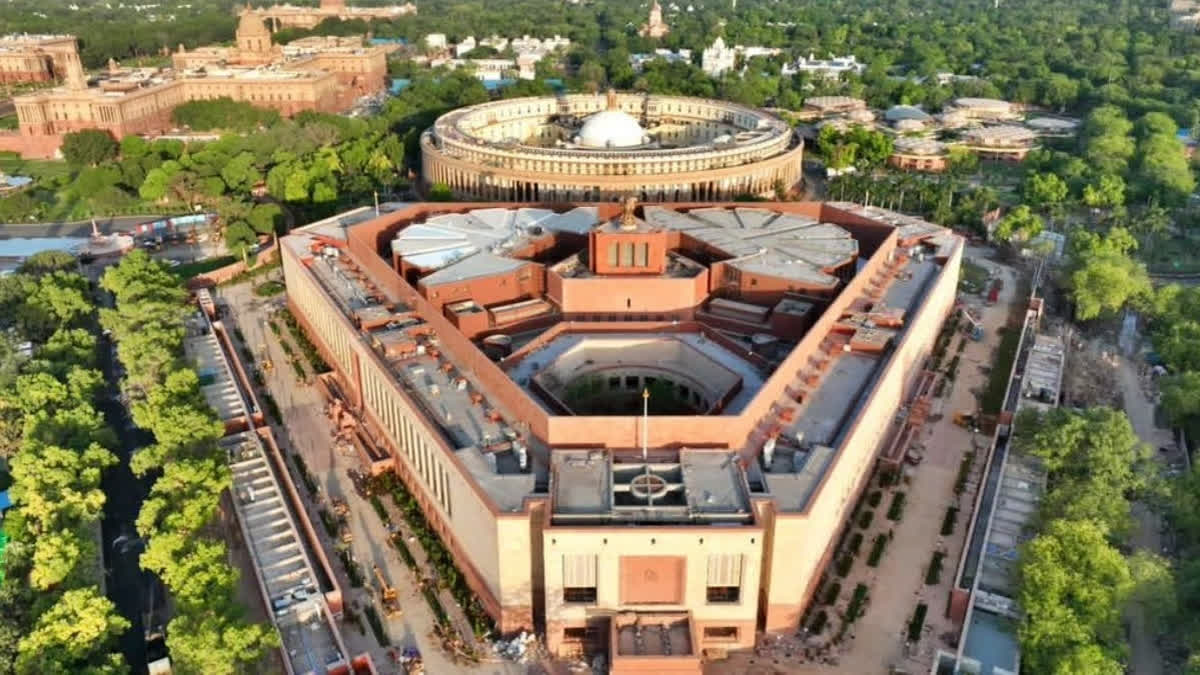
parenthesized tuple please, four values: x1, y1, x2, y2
(574, 90, 650, 149)
(236, 7, 272, 54)
(640, 0, 670, 38)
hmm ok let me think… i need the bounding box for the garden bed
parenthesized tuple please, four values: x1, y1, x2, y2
(907, 603, 928, 642)
(867, 534, 888, 567)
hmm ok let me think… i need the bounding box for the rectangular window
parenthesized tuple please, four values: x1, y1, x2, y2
(706, 586, 740, 602)
(707, 554, 743, 603)
(703, 626, 739, 641)
(563, 587, 597, 603)
(607, 242, 619, 267)
(563, 627, 588, 640)
(621, 242, 635, 267)
(635, 242, 649, 267)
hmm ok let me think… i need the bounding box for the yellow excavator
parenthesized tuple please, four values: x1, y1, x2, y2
(373, 564, 402, 618)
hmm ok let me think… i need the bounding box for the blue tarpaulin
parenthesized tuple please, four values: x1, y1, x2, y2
(0, 490, 10, 512)
(482, 78, 516, 91)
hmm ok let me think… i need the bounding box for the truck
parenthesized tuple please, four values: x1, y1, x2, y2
(986, 278, 1002, 305)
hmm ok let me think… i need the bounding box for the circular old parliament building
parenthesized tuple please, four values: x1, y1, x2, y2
(421, 89, 805, 202)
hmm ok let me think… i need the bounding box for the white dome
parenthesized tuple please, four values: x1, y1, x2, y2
(576, 110, 647, 149)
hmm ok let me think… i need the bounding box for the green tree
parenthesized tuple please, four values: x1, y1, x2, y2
(1018, 519, 1132, 675)
(120, 134, 150, 159)
(165, 609, 279, 675)
(60, 130, 118, 167)
(8, 440, 115, 535)
(139, 167, 171, 202)
(1127, 551, 1176, 635)
(247, 203, 282, 235)
(1082, 106, 1135, 176)
(15, 587, 129, 675)
(129, 369, 223, 474)
(992, 205, 1044, 242)
(1023, 172, 1069, 208)
(1015, 406, 1149, 535)
(219, 152, 262, 194)
(18, 251, 77, 277)
(1161, 372, 1200, 430)
(1082, 173, 1126, 209)
(1136, 134, 1196, 205)
(1066, 227, 1152, 320)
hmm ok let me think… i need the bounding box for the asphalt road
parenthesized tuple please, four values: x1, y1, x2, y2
(0, 215, 172, 238)
(96, 295, 157, 675)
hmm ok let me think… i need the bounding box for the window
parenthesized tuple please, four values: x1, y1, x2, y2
(563, 627, 588, 641)
(635, 243, 649, 267)
(563, 587, 597, 603)
(707, 554, 743, 603)
(621, 242, 635, 267)
(607, 242, 619, 267)
(703, 626, 739, 641)
(563, 554, 597, 604)
(706, 586, 740, 602)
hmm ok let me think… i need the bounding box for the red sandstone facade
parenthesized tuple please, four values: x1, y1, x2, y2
(0, 34, 79, 84)
(2, 12, 387, 158)
(281, 201, 962, 670)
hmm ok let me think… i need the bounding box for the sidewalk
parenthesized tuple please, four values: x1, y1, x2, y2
(216, 281, 528, 675)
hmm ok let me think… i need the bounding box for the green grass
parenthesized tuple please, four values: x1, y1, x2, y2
(960, 259, 990, 293)
(0, 154, 73, 181)
(887, 492, 907, 521)
(253, 280, 285, 297)
(907, 603, 928, 642)
(0, 115, 17, 131)
(925, 552, 945, 585)
(941, 506, 959, 536)
(169, 256, 236, 280)
(867, 534, 888, 567)
(363, 604, 389, 647)
(981, 326, 1021, 414)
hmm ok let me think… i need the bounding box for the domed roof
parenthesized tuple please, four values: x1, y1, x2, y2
(577, 110, 647, 149)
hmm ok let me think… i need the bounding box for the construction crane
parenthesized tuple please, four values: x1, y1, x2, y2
(373, 564, 402, 617)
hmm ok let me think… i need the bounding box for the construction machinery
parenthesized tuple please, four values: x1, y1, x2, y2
(373, 564, 402, 617)
(961, 307, 984, 341)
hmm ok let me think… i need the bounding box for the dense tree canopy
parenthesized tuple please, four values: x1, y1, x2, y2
(1065, 227, 1152, 321)
(1018, 519, 1132, 675)
(59, 130, 118, 168)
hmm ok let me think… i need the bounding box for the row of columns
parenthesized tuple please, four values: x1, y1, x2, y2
(425, 158, 795, 202)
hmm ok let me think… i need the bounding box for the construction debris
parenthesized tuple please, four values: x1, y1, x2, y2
(492, 631, 542, 663)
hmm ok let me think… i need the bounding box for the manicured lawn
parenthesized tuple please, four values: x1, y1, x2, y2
(0, 153, 72, 181)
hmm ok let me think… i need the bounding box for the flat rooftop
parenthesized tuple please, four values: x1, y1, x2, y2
(284, 202, 959, 520)
(183, 314, 250, 424)
(960, 609, 1020, 675)
(224, 432, 346, 675)
(550, 449, 753, 524)
(615, 615, 694, 657)
(1019, 334, 1064, 412)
